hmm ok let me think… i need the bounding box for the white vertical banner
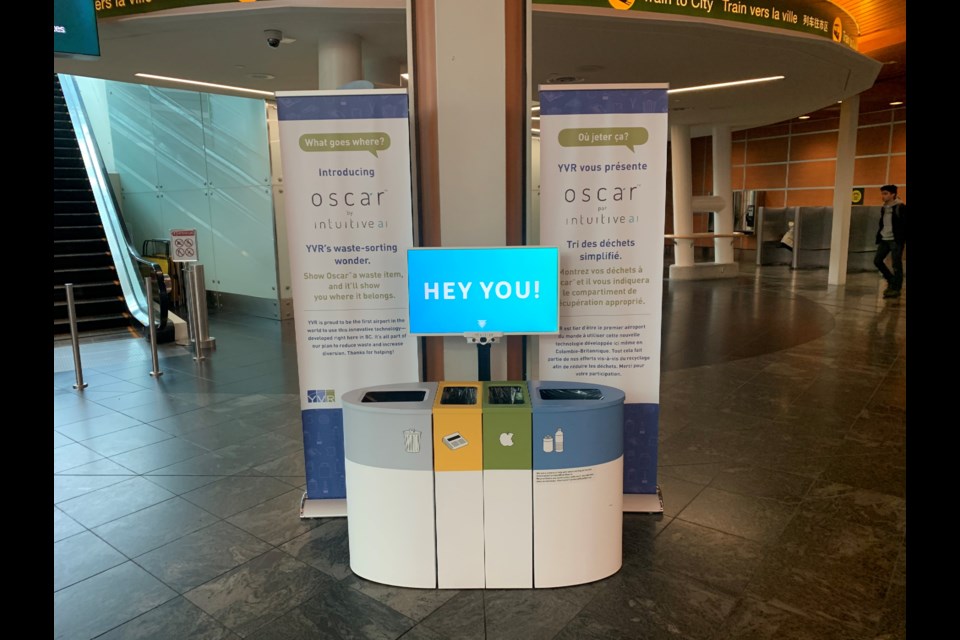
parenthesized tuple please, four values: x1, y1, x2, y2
(275, 89, 420, 508)
(538, 84, 668, 497)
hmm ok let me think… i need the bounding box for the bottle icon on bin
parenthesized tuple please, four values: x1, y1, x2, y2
(543, 428, 565, 454)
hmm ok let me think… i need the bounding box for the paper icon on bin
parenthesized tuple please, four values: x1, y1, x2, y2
(403, 429, 421, 453)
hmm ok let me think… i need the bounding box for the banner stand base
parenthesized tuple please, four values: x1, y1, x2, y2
(300, 493, 347, 519)
(623, 486, 664, 513)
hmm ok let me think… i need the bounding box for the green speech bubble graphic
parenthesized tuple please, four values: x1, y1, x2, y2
(299, 132, 391, 157)
(558, 127, 648, 152)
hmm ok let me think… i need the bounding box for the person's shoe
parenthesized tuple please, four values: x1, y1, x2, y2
(883, 288, 901, 298)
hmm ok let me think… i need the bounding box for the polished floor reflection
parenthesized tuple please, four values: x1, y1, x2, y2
(54, 265, 906, 640)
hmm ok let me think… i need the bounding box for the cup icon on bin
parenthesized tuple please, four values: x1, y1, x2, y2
(403, 429, 421, 454)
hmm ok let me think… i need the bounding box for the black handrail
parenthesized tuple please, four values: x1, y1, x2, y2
(131, 254, 171, 332)
(111, 198, 170, 332)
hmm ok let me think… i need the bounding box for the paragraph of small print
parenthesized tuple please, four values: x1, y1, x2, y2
(535, 468, 595, 484)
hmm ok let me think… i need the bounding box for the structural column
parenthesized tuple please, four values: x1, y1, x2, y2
(712, 125, 735, 264)
(828, 94, 859, 286)
(318, 33, 362, 89)
(670, 124, 695, 268)
(409, 0, 527, 381)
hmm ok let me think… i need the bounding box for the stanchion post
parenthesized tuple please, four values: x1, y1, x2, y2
(65, 283, 88, 390)
(145, 276, 163, 377)
(194, 264, 215, 348)
(190, 263, 216, 357)
(189, 264, 205, 362)
(184, 266, 197, 345)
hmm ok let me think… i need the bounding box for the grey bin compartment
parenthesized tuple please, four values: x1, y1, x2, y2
(794, 206, 833, 269)
(528, 380, 625, 588)
(795, 206, 886, 272)
(758, 205, 881, 273)
(849, 206, 882, 272)
(341, 382, 439, 588)
(755, 206, 796, 266)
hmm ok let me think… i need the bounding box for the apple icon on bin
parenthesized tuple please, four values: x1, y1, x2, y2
(499, 432, 514, 446)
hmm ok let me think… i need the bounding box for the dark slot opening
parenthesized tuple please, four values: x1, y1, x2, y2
(488, 385, 525, 404)
(538, 388, 603, 400)
(361, 390, 427, 403)
(440, 386, 477, 404)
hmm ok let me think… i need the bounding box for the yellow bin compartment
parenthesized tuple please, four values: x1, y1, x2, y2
(432, 382, 483, 471)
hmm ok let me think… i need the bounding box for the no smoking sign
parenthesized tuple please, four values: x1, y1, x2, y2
(170, 229, 198, 262)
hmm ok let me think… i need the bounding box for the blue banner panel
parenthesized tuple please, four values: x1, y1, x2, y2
(276, 94, 409, 121)
(539, 88, 669, 116)
(302, 408, 346, 499)
(623, 402, 659, 494)
(277, 89, 420, 505)
(538, 84, 668, 498)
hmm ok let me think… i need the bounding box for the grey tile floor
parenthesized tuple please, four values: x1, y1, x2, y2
(54, 265, 906, 640)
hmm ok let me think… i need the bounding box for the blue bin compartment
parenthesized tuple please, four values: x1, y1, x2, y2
(528, 380, 625, 588)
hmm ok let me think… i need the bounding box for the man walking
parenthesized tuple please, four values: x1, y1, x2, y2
(874, 184, 907, 298)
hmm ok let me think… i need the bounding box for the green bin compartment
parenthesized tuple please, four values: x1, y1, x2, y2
(481, 381, 533, 588)
(482, 382, 532, 469)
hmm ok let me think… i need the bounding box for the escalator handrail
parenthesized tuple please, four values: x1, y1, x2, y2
(57, 74, 169, 332)
(132, 255, 171, 331)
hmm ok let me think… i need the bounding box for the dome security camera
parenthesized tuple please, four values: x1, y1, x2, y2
(265, 29, 283, 48)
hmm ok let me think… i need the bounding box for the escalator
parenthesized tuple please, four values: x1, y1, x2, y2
(53, 74, 172, 341)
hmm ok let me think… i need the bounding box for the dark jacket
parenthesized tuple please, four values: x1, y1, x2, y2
(876, 201, 906, 245)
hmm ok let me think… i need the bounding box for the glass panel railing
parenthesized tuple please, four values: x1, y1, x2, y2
(58, 73, 168, 330)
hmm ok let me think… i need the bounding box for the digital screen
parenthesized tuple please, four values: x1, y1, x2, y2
(406, 246, 560, 336)
(54, 0, 101, 58)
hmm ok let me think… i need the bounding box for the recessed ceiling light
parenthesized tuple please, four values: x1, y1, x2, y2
(135, 73, 275, 97)
(547, 75, 585, 84)
(798, 115, 810, 120)
(668, 75, 784, 94)
(889, 101, 903, 106)
(247, 73, 275, 80)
